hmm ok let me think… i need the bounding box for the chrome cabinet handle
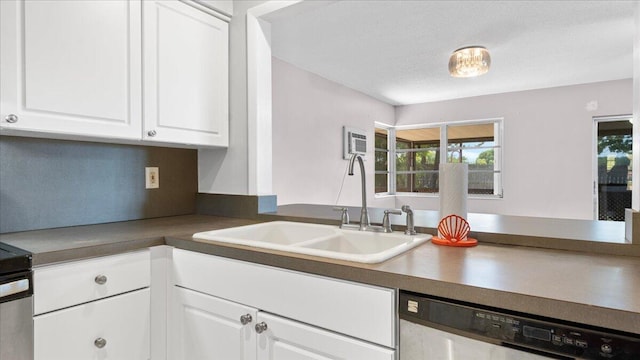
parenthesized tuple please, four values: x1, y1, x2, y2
(240, 314, 252, 325)
(147, 130, 157, 137)
(94, 337, 107, 348)
(5, 114, 18, 123)
(94, 275, 107, 285)
(255, 322, 268, 334)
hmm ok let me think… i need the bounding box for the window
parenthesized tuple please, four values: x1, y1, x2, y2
(374, 127, 390, 194)
(446, 122, 501, 195)
(595, 115, 632, 221)
(396, 127, 440, 193)
(375, 119, 503, 197)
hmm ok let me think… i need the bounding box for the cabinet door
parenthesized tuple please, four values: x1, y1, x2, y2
(173, 249, 396, 348)
(256, 312, 396, 360)
(142, 0, 229, 147)
(33, 288, 150, 360)
(0, 0, 142, 139)
(171, 287, 256, 360)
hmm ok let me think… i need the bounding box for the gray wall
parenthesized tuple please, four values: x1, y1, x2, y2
(271, 57, 396, 209)
(271, 55, 632, 220)
(0, 136, 197, 233)
(395, 79, 632, 220)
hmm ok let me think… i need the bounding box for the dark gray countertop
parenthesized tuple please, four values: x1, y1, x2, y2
(0, 215, 258, 265)
(1, 213, 639, 335)
(262, 204, 640, 257)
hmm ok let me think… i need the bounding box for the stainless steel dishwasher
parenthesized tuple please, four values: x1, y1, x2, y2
(399, 291, 640, 359)
(0, 242, 33, 360)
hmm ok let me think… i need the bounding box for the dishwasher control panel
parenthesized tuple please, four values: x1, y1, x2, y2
(400, 291, 640, 359)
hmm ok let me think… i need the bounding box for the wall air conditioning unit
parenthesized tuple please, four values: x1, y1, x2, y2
(343, 126, 367, 160)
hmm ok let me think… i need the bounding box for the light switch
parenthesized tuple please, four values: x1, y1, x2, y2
(145, 167, 159, 189)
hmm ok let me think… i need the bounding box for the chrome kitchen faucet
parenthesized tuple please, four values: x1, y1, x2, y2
(346, 153, 408, 234)
(348, 153, 370, 230)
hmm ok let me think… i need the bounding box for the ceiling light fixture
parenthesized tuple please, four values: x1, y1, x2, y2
(448, 46, 491, 78)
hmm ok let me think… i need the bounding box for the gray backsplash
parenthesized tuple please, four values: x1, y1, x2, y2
(0, 136, 197, 233)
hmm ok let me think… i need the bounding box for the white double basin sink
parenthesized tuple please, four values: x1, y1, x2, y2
(193, 221, 432, 263)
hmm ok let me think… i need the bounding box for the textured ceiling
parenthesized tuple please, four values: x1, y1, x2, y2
(265, 1, 635, 106)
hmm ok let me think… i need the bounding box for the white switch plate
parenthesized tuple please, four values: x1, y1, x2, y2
(145, 167, 159, 189)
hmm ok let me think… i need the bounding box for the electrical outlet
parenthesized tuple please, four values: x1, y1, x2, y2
(145, 167, 159, 189)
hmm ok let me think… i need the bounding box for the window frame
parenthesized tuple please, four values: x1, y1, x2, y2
(374, 122, 394, 196)
(375, 118, 504, 199)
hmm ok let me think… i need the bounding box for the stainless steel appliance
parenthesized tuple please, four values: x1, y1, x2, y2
(0, 242, 33, 360)
(400, 291, 640, 359)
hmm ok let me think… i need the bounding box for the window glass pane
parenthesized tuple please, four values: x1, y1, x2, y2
(375, 174, 388, 193)
(396, 174, 410, 192)
(447, 150, 462, 163)
(396, 128, 439, 143)
(447, 148, 495, 166)
(375, 129, 388, 150)
(474, 149, 495, 166)
(396, 140, 410, 150)
(469, 171, 495, 194)
(375, 151, 388, 172)
(375, 128, 390, 194)
(414, 150, 438, 170)
(413, 172, 439, 193)
(448, 140, 496, 149)
(396, 152, 410, 171)
(414, 143, 440, 150)
(447, 123, 495, 146)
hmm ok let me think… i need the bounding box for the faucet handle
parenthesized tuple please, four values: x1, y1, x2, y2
(401, 205, 417, 235)
(382, 209, 402, 233)
(333, 207, 350, 225)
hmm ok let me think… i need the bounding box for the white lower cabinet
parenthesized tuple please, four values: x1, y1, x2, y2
(171, 249, 397, 360)
(256, 312, 395, 360)
(171, 287, 256, 360)
(171, 286, 395, 360)
(32, 250, 151, 360)
(34, 289, 150, 360)
(31, 248, 397, 359)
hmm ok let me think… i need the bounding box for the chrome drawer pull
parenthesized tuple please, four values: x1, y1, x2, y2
(255, 322, 268, 334)
(5, 114, 18, 123)
(240, 314, 252, 325)
(94, 275, 107, 285)
(94, 337, 107, 348)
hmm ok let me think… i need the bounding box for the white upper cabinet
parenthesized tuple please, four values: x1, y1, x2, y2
(142, 0, 229, 147)
(0, 0, 142, 140)
(0, 0, 229, 148)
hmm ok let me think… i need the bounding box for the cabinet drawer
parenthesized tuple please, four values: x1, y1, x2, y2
(34, 250, 150, 315)
(34, 288, 150, 360)
(173, 249, 396, 348)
